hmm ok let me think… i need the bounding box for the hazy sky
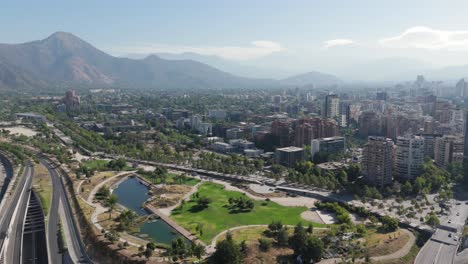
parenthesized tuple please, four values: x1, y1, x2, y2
(3, 0, 468, 79)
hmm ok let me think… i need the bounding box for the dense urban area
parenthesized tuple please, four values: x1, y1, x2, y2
(2, 2, 468, 263)
(1, 71, 468, 264)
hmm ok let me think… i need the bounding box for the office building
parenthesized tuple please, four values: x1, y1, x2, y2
(275, 146, 304, 167)
(362, 136, 394, 187)
(311, 136, 345, 157)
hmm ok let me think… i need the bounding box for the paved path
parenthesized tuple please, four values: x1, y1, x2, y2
(158, 182, 201, 216)
(318, 229, 416, 264)
(145, 204, 201, 243)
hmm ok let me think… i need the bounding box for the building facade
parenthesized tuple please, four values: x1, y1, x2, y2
(362, 136, 394, 187)
(395, 136, 425, 180)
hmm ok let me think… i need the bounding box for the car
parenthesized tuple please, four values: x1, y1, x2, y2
(456, 202, 461, 205)
(448, 220, 452, 223)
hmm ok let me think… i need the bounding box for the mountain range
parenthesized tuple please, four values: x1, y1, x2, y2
(0, 32, 342, 91)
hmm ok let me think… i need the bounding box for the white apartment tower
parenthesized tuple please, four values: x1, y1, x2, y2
(395, 136, 425, 180)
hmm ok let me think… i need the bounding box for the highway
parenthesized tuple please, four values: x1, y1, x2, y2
(415, 192, 468, 264)
(41, 158, 62, 264)
(0, 161, 33, 264)
(42, 158, 93, 264)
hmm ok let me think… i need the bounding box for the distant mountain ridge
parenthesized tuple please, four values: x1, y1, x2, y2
(0, 32, 341, 90)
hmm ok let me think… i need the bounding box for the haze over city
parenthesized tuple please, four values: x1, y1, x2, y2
(4, 0, 468, 81)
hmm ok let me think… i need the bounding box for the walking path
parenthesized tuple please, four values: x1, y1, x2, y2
(158, 182, 202, 216)
(145, 204, 202, 244)
(317, 229, 416, 264)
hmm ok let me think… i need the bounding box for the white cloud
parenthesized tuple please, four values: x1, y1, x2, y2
(323, 39, 354, 49)
(111, 40, 283, 61)
(380, 26, 468, 50)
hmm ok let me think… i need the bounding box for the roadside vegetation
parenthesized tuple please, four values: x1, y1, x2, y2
(32, 163, 52, 216)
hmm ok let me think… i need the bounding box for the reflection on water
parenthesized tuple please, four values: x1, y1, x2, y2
(113, 177, 184, 244)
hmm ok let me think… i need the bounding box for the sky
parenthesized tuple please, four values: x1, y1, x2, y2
(2, 0, 468, 80)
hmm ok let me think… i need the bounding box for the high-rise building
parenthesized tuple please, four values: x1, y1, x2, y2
(275, 146, 305, 167)
(323, 94, 340, 119)
(271, 119, 291, 147)
(294, 123, 313, 147)
(339, 101, 351, 127)
(362, 136, 394, 187)
(434, 135, 458, 167)
(376, 91, 387, 101)
(464, 111, 468, 181)
(395, 136, 425, 180)
(63, 90, 80, 110)
(417, 133, 442, 159)
(456, 79, 468, 98)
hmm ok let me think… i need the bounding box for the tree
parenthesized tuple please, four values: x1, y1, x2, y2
(192, 243, 205, 261)
(197, 197, 212, 209)
(381, 216, 399, 232)
(258, 238, 272, 252)
(105, 230, 120, 243)
(303, 236, 324, 263)
(144, 247, 153, 259)
(211, 232, 242, 264)
(426, 213, 440, 226)
(95, 186, 110, 200)
(170, 237, 188, 260)
(268, 220, 283, 235)
(107, 194, 118, 219)
(290, 223, 307, 257)
(277, 228, 289, 246)
(117, 210, 138, 231)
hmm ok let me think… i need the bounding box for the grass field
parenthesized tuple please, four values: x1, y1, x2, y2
(32, 163, 52, 216)
(81, 159, 109, 171)
(171, 182, 326, 243)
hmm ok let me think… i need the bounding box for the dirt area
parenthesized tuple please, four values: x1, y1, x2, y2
(148, 184, 191, 208)
(365, 229, 410, 257)
(300, 209, 325, 224)
(79, 171, 117, 201)
(244, 244, 294, 264)
(3, 126, 37, 137)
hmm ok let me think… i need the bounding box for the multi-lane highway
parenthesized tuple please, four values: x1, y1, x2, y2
(415, 192, 468, 264)
(42, 158, 92, 264)
(0, 161, 33, 264)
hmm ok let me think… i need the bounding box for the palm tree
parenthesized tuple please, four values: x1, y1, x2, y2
(107, 195, 118, 219)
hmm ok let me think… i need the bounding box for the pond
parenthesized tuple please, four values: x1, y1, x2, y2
(113, 177, 185, 244)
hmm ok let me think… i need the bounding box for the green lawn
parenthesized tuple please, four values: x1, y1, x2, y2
(171, 182, 326, 243)
(81, 159, 133, 171)
(81, 159, 109, 171)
